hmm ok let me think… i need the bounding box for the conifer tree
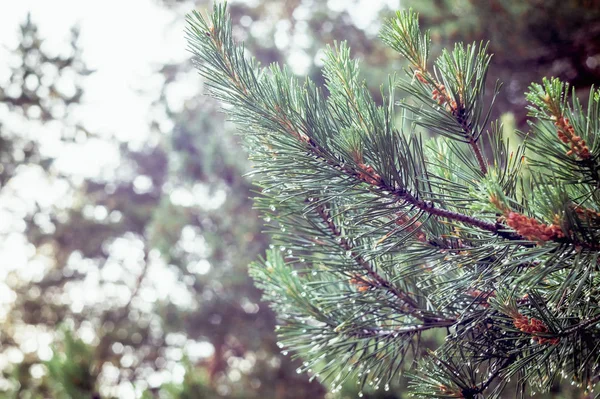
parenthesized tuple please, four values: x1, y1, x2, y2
(186, 4, 600, 398)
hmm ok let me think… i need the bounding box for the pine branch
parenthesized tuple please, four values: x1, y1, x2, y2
(314, 203, 418, 308)
(415, 65, 489, 176)
(381, 10, 493, 175)
(476, 356, 516, 395)
(300, 132, 529, 244)
(187, 6, 596, 249)
(560, 313, 600, 336)
(314, 201, 455, 325)
(188, 5, 600, 397)
(470, 137, 488, 175)
(347, 323, 452, 339)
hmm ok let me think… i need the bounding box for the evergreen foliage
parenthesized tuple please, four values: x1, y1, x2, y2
(187, 4, 600, 398)
(45, 330, 99, 399)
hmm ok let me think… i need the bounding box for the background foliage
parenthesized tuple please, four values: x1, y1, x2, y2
(0, 0, 599, 398)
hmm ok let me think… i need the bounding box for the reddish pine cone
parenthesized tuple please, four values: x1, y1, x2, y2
(395, 213, 427, 243)
(431, 84, 457, 112)
(438, 384, 464, 398)
(414, 69, 429, 84)
(513, 313, 559, 345)
(466, 289, 495, 308)
(357, 163, 382, 185)
(505, 212, 564, 242)
(349, 276, 371, 292)
(554, 116, 590, 159)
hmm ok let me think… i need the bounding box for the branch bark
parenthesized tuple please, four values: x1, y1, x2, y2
(314, 202, 455, 324)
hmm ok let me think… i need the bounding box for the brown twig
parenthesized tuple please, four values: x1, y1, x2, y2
(314, 202, 455, 325)
(559, 313, 600, 336)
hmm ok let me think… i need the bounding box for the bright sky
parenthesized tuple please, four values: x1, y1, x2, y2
(0, 0, 202, 288)
(0, 0, 202, 177)
(0, 2, 203, 396)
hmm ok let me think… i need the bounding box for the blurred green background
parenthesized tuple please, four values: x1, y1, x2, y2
(0, 0, 599, 398)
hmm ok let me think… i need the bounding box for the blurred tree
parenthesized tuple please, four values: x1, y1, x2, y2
(0, 13, 101, 398)
(0, 13, 88, 185)
(3, 1, 599, 398)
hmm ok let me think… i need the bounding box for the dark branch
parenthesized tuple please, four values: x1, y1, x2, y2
(314, 202, 455, 325)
